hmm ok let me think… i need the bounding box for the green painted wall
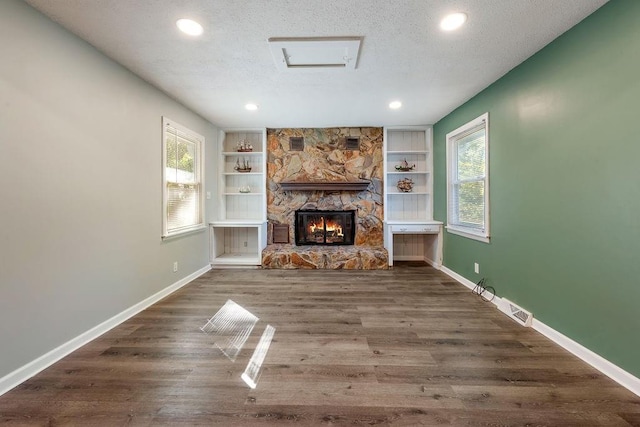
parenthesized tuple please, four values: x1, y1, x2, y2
(433, 0, 640, 377)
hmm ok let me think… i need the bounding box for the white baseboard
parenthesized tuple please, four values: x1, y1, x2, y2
(424, 256, 441, 270)
(532, 319, 640, 397)
(0, 265, 211, 397)
(439, 265, 640, 397)
(440, 266, 497, 301)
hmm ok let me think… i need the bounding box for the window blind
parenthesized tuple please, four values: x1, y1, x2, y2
(447, 117, 488, 236)
(163, 119, 203, 236)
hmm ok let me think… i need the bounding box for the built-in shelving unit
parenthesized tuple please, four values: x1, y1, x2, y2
(210, 130, 267, 267)
(383, 127, 442, 267)
(384, 131, 432, 220)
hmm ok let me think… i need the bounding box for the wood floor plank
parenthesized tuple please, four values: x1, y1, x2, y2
(249, 382, 464, 409)
(0, 263, 638, 426)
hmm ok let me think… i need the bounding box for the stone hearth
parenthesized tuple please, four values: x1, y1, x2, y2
(262, 245, 388, 270)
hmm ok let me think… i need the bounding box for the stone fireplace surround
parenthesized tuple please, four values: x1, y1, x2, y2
(262, 127, 388, 269)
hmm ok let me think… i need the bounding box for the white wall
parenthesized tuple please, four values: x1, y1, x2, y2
(0, 0, 218, 380)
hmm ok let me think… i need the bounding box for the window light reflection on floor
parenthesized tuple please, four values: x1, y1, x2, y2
(200, 299, 259, 362)
(241, 325, 276, 389)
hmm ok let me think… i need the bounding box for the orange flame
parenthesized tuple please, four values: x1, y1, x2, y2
(307, 216, 344, 237)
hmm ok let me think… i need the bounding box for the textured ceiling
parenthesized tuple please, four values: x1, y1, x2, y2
(23, 0, 608, 128)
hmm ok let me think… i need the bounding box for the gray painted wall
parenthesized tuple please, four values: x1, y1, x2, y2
(0, 0, 218, 379)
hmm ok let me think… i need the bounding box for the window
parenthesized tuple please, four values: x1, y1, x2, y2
(446, 113, 490, 243)
(162, 117, 205, 238)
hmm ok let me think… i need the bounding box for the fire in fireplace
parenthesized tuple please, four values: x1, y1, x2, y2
(295, 209, 356, 245)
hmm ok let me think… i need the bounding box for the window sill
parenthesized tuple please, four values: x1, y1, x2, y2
(445, 225, 490, 244)
(162, 224, 207, 241)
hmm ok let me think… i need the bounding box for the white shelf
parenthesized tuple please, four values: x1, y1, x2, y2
(386, 219, 441, 225)
(211, 219, 266, 226)
(384, 127, 439, 267)
(222, 172, 262, 176)
(387, 171, 430, 175)
(387, 150, 429, 154)
(212, 130, 267, 267)
(387, 191, 430, 195)
(222, 151, 263, 156)
(384, 127, 433, 222)
(211, 252, 261, 266)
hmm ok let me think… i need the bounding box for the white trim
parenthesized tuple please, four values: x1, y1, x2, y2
(268, 37, 362, 71)
(440, 266, 497, 301)
(440, 265, 640, 397)
(161, 224, 207, 241)
(445, 112, 490, 242)
(445, 225, 490, 243)
(424, 256, 441, 270)
(532, 319, 640, 397)
(162, 116, 206, 238)
(0, 265, 211, 397)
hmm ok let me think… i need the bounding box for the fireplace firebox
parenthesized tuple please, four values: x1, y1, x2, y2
(295, 209, 356, 246)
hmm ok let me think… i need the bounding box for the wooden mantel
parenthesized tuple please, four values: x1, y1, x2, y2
(279, 180, 370, 192)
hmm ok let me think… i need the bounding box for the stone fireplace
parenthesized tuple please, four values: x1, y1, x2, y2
(295, 209, 356, 246)
(262, 127, 388, 269)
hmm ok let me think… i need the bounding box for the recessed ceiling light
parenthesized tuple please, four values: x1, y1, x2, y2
(440, 12, 467, 31)
(176, 19, 203, 36)
(245, 103, 259, 111)
(389, 101, 402, 110)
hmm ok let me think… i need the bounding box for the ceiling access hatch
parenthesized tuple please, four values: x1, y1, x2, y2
(268, 37, 362, 70)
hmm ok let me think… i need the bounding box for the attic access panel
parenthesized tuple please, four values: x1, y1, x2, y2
(268, 37, 362, 70)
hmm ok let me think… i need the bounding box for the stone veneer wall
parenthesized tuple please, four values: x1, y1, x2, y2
(266, 127, 384, 247)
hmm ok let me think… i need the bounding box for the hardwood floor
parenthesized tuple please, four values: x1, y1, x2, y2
(1, 263, 639, 426)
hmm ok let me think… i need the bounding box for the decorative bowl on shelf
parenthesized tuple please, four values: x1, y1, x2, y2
(396, 177, 414, 193)
(395, 158, 415, 172)
(238, 186, 251, 193)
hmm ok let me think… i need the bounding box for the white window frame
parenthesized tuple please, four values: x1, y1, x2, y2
(445, 112, 490, 243)
(162, 117, 205, 239)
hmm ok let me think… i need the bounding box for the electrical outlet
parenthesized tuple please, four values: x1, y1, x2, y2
(474, 262, 479, 274)
(243, 241, 248, 247)
(206, 192, 211, 199)
(173, 261, 178, 272)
